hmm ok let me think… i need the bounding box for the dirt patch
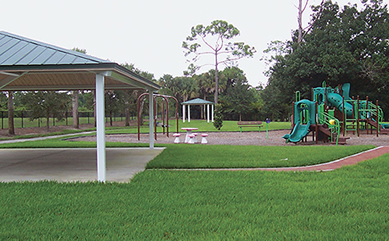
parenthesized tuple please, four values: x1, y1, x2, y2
(71, 130, 389, 146)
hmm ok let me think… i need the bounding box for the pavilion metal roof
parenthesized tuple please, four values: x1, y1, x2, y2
(0, 31, 160, 91)
(181, 98, 214, 105)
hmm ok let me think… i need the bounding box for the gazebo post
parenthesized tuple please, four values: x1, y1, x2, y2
(95, 73, 106, 182)
(149, 90, 154, 149)
(207, 104, 210, 123)
(183, 104, 185, 123)
(188, 105, 191, 122)
(211, 105, 214, 122)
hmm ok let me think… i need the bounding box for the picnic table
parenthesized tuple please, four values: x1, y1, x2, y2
(181, 127, 198, 143)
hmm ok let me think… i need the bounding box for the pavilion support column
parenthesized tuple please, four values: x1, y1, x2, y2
(96, 74, 106, 182)
(211, 105, 214, 122)
(149, 90, 154, 149)
(188, 105, 191, 123)
(207, 104, 210, 123)
(182, 105, 186, 123)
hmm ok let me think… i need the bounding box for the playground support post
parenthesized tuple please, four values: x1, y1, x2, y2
(376, 100, 379, 137)
(357, 96, 360, 137)
(315, 102, 318, 144)
(343, 97, 346, 136)
(366, 96, 369, 134)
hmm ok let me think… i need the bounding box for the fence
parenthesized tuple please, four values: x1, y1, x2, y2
(0, 111, 136, 129)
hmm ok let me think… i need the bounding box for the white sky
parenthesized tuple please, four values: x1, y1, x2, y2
(2, 0, 387, 87)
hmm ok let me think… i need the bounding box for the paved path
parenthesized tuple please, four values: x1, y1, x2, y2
(0, 131, 95, 144)
(184, 146, 389, 172)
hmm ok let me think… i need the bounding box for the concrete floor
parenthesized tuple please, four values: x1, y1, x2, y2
(0, 148, 165, 183)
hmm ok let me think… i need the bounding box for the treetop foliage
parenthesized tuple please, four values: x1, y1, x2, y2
(261, 0, 389, 120)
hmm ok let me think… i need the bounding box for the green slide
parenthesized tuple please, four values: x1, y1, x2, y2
(327, 93, 354, 117)
(283, 121, 311, 143)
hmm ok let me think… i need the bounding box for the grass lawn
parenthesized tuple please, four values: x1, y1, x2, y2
(146, 145, 375, 169)
(105, 120, 291, 134)
(1, 154, 389, 240)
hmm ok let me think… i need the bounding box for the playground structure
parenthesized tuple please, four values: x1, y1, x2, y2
(137, 93, 179, 140)
(283, 82, 388, 145)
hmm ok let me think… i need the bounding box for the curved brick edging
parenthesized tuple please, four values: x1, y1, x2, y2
(174, 146, 389, 172)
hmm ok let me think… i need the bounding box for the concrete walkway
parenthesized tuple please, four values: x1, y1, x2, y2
(0, 148, 165, 183)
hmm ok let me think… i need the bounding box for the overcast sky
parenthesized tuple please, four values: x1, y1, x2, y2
(2, 0, 388, 87)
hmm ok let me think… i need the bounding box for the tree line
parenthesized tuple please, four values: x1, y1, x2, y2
(261, 0, 389, 120)
(2, 0, 388, 135)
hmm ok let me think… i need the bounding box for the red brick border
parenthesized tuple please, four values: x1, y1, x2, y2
(186, 146, 389, 172)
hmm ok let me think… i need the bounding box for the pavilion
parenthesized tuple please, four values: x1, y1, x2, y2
(182, 98, 214, 123)
(0, 31, 160, 182)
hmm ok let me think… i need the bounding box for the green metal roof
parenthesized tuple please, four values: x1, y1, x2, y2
(0, 31, 160, 91)
(0, 31, 111, 66)
(181, 98, 214, 105)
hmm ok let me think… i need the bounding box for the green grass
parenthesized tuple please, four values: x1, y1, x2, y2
(0, 116, 97, 129)
(1, 154, 389, 240)
(106, 120, 291, 134)
(146, 145, 375, 169)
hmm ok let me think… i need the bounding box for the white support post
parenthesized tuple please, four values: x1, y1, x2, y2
(211, 105, 214, 122)
(183, 105, 185, 123)
(188, 105, 191, 123)
(207, 104, 210, 123)
(149, 91, 154, 149)
(95, 74, 106, 182)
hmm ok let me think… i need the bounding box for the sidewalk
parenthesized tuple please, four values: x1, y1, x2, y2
(0, 131, 95, 144)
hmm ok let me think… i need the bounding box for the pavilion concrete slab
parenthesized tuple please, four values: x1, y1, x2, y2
(0, 148, 164, 183)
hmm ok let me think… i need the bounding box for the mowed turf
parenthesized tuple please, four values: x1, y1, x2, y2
(1, 154, 389, 240)
(146, 145, 375, 169)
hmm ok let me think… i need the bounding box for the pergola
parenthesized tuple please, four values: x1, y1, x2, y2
(182, 98, 214, 123)
(0, 31, 160, 182)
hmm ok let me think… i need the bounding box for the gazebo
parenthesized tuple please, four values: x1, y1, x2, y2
(0, 31, 160, 182)
(181, 98, 214, 123)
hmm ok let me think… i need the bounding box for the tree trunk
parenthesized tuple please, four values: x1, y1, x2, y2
(298, 0, 303, 44)
(46, 113, 50, 130)
(110, 111, 113, 126)
(214, 54, 219, 105)
(93, 90, 97, 127)
(124, 91, 130, 126)
(8, 91, 14, 135)
(139, 97, 146, 126)
(125, 107, 130, 126)
(72, 90, 79, 128)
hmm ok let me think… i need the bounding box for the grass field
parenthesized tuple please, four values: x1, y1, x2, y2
(146, 145, 375, 169)
(1, 154, 388, 240)
(106, 120, 291, 134)
(0, 119, 387, 239)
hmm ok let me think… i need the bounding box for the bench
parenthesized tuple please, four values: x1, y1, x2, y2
(237, 121, 263, 132)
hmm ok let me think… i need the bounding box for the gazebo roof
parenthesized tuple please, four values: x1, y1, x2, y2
(181, 98, 214, 105)
(0, 31, 160, 91)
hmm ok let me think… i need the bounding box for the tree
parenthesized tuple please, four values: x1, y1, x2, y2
(219, 67, 255, 121)
(71, 47, 87, 128)
(182, 20, 256, 105)
(105, 90, 125, 126)
(8, 91, 14, 135)
(20, 91, 71, 130)
(263, 0, 389, 119)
